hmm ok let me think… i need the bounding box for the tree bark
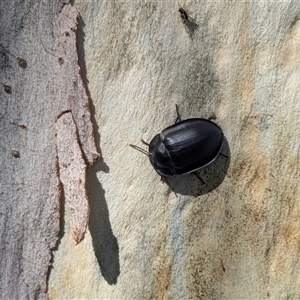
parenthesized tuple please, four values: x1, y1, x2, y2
(0, 1, 99, 298)
(2, 1, 300, 299)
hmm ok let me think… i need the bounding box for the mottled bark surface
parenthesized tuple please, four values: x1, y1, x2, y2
(48, 1, 300, 299)
(0, 1, 99, 298)
(2, 0, 300, 299)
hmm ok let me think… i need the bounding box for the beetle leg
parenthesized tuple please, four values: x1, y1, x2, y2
(160, 175, 169, 185)
(161, 176, 178, 197)
(141, 139, 150, 146)
(208, 113, 217, 121)
(192, 172, 205, 185)
(175, 104, 182, 123)
(219, 153, 229, 159)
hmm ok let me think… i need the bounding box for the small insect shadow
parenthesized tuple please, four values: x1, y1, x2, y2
(166, 137, 230, 196)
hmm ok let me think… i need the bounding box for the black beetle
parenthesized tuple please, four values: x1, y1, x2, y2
(130, 105, 224, 180)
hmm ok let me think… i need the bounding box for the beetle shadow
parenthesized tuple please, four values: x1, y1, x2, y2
(87, 161, 120, 285)
(167, 137, 230, 196)
(77, 17, 120, 285)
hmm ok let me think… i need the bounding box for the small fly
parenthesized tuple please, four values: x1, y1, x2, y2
(178, 8, 198, 38)
(179, 8, 196, 24)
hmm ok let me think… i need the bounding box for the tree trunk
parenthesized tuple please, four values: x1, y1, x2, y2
(2, 1, 300, 299)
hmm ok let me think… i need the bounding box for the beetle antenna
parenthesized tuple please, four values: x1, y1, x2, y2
(129, 144, 149, 156)
(141, 139, 150, 146)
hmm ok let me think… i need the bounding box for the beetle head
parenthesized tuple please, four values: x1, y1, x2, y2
(149, 134, 176, 176)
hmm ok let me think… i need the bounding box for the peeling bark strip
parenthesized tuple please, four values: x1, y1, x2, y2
(56, 4, 100, 165)
(56, 112, 89, 244)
